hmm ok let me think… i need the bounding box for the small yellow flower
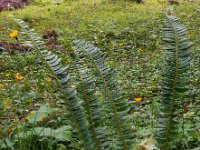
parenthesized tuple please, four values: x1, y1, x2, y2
(30, 111, 36, 115)
(134, 97, 143, 103)
(39, 115, 46, 121)
(47, 77, 52, 83)
(0, 83, 5, 89)
(15, 73, 23, 81)
(9, 30, 19, 39)
(138, 48, 143, 52)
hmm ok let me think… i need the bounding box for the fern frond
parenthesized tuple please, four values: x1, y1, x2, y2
(13, 17, 135, 150)
(73, 40, 134, 149)
(13, 17, 96, 150)
(156, 15, 191, 149)
(73, 60, 110, 150)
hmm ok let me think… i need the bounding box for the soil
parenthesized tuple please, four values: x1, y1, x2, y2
(0, 0, 30, 11)
(0, 41, 30, 53)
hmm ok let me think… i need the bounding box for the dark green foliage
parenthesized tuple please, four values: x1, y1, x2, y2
(72, 40, 134, 149)
(156, 15, 192, 149)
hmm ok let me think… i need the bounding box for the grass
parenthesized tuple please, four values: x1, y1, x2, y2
(0, 0, 200, 149)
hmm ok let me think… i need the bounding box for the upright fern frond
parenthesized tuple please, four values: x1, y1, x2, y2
(156, 15, 191, 149)
(71, 55, 110, 150)
(73, 40, 134, 149)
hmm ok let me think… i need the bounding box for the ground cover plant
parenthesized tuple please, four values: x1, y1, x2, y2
(0, 0, 200, 150)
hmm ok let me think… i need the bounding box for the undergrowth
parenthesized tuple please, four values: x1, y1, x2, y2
(0, 0, 199, 149)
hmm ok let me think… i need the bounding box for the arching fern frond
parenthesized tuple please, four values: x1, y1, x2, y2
(156, 15, 191, 149)
(13, 17, 135, 150)
(73, 40, 134, 149)
(13, 17, 96, 150)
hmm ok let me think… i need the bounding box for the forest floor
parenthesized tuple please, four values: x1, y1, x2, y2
(0, 0, 200, 149)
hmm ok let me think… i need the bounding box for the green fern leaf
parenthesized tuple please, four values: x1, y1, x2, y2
(156, 15, 191, 149)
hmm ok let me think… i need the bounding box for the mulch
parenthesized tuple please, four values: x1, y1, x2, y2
(0, 0, 30, 11)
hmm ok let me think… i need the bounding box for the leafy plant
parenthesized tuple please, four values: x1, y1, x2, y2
(24, 104, 57, 124)
(16, 126, 72, 142)
(156, 15, 192, 149)
(13, 17, 135, 150)
(0, 104, 72, 150)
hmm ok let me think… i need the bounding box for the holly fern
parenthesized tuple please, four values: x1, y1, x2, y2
(156, 15, 192, 149)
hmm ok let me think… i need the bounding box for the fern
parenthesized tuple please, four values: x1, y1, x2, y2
(71, 54, 110, 150)
(156, 15, 191, 149)
(13, 18, 95, 150)
(13, 18, 134, 150)
(72, 40, 134, 149)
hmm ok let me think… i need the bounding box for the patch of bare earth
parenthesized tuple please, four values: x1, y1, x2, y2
(0, 0, 30, 11)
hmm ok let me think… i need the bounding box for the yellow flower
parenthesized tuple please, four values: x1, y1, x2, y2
(134, 97, 143, 103)
(39, 115, 46, 121)
(9, 30, 19, 39)
(138, 48, 143, 52)
(47, 77, 52, 83)
(30, 111, 36, 115)
(0, 83, 5, 89)
(15, 73, 23, 81)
